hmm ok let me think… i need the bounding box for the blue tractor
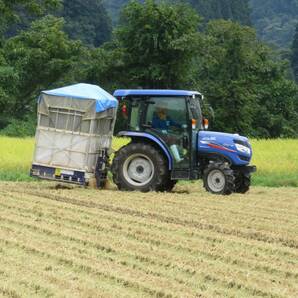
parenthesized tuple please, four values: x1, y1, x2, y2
(111, 90, 256, 195)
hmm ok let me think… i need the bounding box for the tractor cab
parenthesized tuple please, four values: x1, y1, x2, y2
(114, 90, 205, 180)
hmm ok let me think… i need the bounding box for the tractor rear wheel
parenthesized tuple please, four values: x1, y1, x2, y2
(203, 162, 235, 195)
(111, 142, 169, 192)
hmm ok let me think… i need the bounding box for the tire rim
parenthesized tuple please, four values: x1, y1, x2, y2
(123, 154, 155, 187)
(207, 169, 226, 192)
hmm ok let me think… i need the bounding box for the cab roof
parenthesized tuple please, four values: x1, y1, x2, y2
(113, 89, 201, 98)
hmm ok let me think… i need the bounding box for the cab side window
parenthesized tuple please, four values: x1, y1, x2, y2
(114, 99, 130, 134)
(145, 97, 187, 129)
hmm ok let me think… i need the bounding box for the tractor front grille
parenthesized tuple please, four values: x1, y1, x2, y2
(238, 155, 250, 162)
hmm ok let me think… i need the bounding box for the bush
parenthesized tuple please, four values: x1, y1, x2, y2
(0, 117, 36, 137)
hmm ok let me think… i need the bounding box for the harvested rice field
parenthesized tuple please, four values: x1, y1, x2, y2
(0, 181, 297, 297)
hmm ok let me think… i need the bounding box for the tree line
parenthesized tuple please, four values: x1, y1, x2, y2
(0, 0, 297, 138)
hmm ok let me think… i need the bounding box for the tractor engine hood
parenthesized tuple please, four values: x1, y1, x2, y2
(198, 131, 252, 165)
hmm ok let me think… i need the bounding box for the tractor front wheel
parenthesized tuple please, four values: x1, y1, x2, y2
(235, 173, 251, 194)
(203, 162, 235, 195)
(111, 143, 169, 192)
(163, 179, 177, 192)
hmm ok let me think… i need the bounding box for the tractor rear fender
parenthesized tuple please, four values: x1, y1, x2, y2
(117, 131, 173, 170)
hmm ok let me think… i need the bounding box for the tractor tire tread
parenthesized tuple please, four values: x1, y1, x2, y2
(235, 174, 251, 194)
(111, 142, 169, 192)
(203, 162, 235, 195)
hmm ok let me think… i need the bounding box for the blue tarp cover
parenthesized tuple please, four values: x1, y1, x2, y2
(42, 83, 118, 113)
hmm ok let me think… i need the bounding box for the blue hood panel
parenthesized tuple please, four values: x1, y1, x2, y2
(198, 131, 252, 165)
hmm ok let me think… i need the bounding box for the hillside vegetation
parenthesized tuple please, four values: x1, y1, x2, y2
(0, 182, 297, 297)
(5, 0, 112, 47)
(104, 0, 251, 25)
(250, 0, 298, 48)
(105, 0, 298, 49)
(0, 0, 297, 138)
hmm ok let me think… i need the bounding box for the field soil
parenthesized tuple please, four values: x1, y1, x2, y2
(0, 182, 297, 297)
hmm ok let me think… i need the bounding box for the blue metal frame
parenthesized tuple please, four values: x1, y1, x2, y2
(118, 131, 174, 170)
(30, 164, 86, 185)
(115, 90, 255, 175)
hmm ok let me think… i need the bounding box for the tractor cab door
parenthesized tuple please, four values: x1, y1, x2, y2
(142, 96, 191, 171)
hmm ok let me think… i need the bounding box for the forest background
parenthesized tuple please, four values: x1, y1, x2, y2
(0, 0, 297, 138)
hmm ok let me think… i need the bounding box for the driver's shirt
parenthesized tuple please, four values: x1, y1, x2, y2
(152, 116, 179, 132)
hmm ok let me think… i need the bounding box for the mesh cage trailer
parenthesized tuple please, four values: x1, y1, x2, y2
(30, 83, 118, 186)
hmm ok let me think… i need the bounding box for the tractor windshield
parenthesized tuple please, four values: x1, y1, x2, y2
(145, 97, 187, 130)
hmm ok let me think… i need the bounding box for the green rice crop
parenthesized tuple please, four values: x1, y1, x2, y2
(0, 137, 35, 181)
(0, 136, 297, 187)
(251, 139, 298, 187)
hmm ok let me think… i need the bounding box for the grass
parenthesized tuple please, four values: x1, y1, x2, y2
(0, 136, 297, 187)
(0, 181, 297, 297)
(0, 137, 35, 182)
(250, 139, 298, 187)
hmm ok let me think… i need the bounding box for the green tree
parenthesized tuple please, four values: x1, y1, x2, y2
(114, 0, 202, 88)
(291, 23, 298, 83)
(1, 16, 84, 125)
(250, 0, 298, 48)
(197, 20, 298, 137)
(0, 0, 61, 62)
(84, 44, 127, 91)
(61, 0, 112, 47)
(197, 20, 258, 134)
(0, 52, 18, 127)
(0, 0, 60, 27)
(4, 0, 112, 47)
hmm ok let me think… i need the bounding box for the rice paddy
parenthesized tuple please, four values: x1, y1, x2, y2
(0, 137, 297, 296)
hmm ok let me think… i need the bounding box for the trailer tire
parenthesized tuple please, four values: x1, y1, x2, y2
(203, 162, 235, 195)
(111, 142, 169, 192)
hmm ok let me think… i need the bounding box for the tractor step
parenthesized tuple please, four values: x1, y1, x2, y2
(171, 169, 199, 180)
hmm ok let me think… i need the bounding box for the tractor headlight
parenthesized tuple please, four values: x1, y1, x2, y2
(235, 143, 251, 155)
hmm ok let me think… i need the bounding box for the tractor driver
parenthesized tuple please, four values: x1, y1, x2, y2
(152, 107, 181, 133)
(152, 107, 183, 162)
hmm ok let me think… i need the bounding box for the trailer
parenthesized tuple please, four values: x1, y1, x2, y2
(30, 83, 118, 187)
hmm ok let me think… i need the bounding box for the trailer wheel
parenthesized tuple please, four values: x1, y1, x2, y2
(112, 143, 169, 192)
(203, 163, 235, 195)
(235, 174, 251, 194)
